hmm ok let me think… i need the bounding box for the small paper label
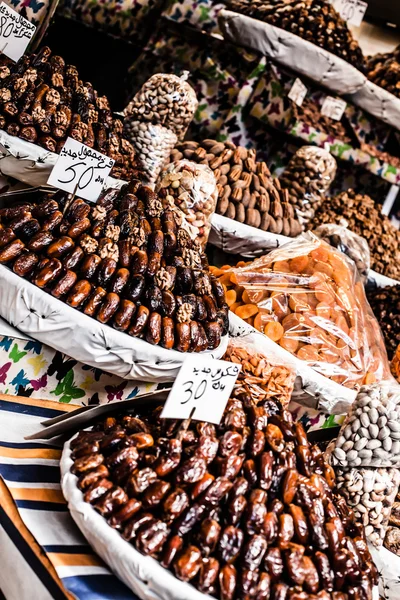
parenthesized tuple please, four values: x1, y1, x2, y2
(161, 356, 241, 425)
(0, 2, 36, 62)
(321, 96, 347, 121)
(332, 0, 368, 27)
(288, 78, 308, 107)
(48, 137, 114, 203)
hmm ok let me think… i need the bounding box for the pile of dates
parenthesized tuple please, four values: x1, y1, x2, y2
(226, 0, 365, 72)
(0, 46, 143, 180)
(0, 181, 228, 351)
(70, 392, 378, 599)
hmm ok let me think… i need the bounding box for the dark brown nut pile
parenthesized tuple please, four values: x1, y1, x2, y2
(366, 45, 400, 99)
(384, 488, 400, 556)
(309, 189, 400, 280)
(70, 393, 378, 599)
(279, 146, 337, 223)
(366, 286, 400, 361)
(226, 0, 365, 71)
(291, 98, 352, 143)
(171, 140, 303, 238)
(0, 46, 143, 181)
(0, 182, 228, 352)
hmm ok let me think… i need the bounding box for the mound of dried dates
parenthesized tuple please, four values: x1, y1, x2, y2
(309, 189, 400, 280)
(70, 391, 378, 599)
(0, 182, 228, 352)
(0, 46, 143, 181)
(226, 0, 365, 72)
(366, 45, 400, 99)
(171, 140, 303, 238)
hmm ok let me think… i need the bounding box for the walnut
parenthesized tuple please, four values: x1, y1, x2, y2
(92, 205, 107, 221)
(0, 89, 11, 103)
(13, 77, 28, 95)
(51, 72, 64, 88)
(25, 68, 37, 83)
(32, 106, 47, 123)
(195, 274, 212, 295)
(146, 196, 163, 218)
(176, 303, 194, 323)
(88, 105, 98, 123)
(70, 122, 88, 142)
(45, 88, 61, 106)
(177, 229, 193, 249)
(113, 119, 123, 134)
(53, 109, 69, 127)
(96, 95, 110, 111)
(104, 224, 120, 242)
(99, 239, 119, 261)
(0, 66, 10, 79)
(154, 268, 173, 291)
(182, 248, 202, 269)
(79, 234, 98, 254)
(77, 84, 90, 99)
(130, 226, 146, 247)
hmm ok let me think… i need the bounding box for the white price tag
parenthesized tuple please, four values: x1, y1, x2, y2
(321, 96, 347, 121)
(161, 356, 241, 425)
(288, 78, 308, 107)
(48, 137, 114, 203)
(0, 2, 36, 62)
(332, 0, 368, 27)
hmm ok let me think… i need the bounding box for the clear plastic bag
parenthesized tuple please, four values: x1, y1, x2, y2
(125, 72, 198, 140)
(336, 467, 400, 547)
(157, 160, 218, 250)
(123, 121, 177, 185)
(392, 343, 400, 384)
(313, 222, 370, 283)
(279, 146, 337, 224)
(224, 337, 296, 409)
(229, 233, 391, 389)
(329, 382, 400, 468)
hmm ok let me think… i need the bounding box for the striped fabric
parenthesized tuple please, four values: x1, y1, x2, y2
(0, 394, 138, 600)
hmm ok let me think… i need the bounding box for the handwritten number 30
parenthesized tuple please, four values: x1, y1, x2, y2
(57, 162, 95, 190)
(181, 379, 207, 405)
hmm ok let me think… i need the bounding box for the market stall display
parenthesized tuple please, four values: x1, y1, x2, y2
(171, 140, 303, 237)
(278, 146, 337, 224)
(0, 182, 229, 353)
(224, 0, 365, 71)
(211, 235, 391, 388)
(385, 487, 400, 556)
(0, 46, 142, 181)
(62, 385, 379, 600)
(124, 73, 198, 184)
(157, 160, 218, 251)
(366, 286, 400, 361)
(366, 46, 400, 99)
(309, 190, 400, 280)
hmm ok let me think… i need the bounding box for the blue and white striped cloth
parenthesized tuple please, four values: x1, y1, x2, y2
(0, 393, 138, 600)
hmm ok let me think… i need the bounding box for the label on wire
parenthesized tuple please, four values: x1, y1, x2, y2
(161, 356, 241, 424)
(321, 96, 347, 121)
(331, 0, 368, 27)
(288, 78, 308, 107)
(48, 137, 114, 203)
(0, 2, 36, 62)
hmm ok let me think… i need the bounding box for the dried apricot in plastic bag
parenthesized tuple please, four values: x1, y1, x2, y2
(264, 322, 284, 342)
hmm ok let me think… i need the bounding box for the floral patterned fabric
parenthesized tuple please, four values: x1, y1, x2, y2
(0, 332, 157, 405)
(6, 0, 54, 27)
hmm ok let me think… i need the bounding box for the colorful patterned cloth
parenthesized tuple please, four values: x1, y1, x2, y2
(6, 0, 54, 27)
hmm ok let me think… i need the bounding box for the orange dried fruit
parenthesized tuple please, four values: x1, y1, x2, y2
(273, 260, 291, 273)
(264, 321, 284, 342)
(253, 310, 274, 333)
(226, 289, 237, 307)
(231, 302, 241, 313)
(297, 345, 320, 361)
(316, 302, 331, 320)
(335, 314, 350, 335)
(280, 336, 299, 353)
(310, 245, 330, 262)
(288, 292, 310, 313)
(313, 261, 334, 278)
(271, 292, 290, 321)
(282, 313, 307, 332)
(219, 272, 232, 286)
(290, 255, 309, 273)
(236, 304, 259, 320)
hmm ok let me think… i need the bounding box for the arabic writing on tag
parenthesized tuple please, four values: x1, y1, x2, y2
(48, 137, 115, 203)
(0, 2, 36, 62)
(161, 356, 241, 425)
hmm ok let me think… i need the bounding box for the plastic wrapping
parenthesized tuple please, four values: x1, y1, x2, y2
(224, 336, 296, 409)
(125, 72, 198, 140)
(221, 234, 391, 389)
(314, 222, 370, 283)
(279, 146, 337, 224)
(157, 160, 218, 250)
(328, 383, 400, 468)
(123, 121, 177, 185)
(392, 344, 400, 383)
(336, 467, 400, 547)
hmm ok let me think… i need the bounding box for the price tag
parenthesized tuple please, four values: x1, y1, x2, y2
(0, 2, 36, 62)
(48, 137, 114, 203)
(161, 356, 241, 425)
(321, 96, 347, 121)
(331, 0, 368, 27)
(288, 78, 308, 107)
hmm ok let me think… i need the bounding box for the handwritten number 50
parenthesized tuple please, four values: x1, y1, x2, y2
(0, 16, 14, 38)
(57, 162, 95, 190)
(181, 379, 207, 405)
